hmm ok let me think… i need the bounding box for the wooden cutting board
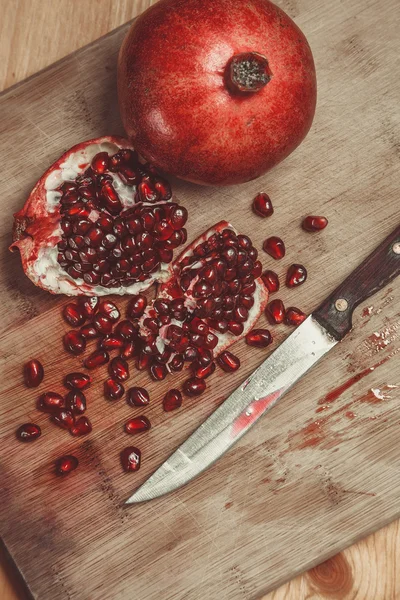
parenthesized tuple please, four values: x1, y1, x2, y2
(0, 0, 399, 598)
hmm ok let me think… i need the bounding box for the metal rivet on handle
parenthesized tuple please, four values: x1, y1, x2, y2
(335, 298, 348, 312)
(392, 242, 400, 255)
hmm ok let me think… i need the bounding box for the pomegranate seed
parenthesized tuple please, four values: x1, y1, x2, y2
(64, 372, 91, 390)
(70, 416, 92, 436)
(183, 377, 206, 397)
(196, 347, 213, 367)
(109, 357, 129, 382)
(246, 329, 272, 348)
(137, 178, 158, 203)
(252, 193, 273, 217)
(208, 319, 228, 333)
(127, 294, 147, 318)
(154, 176, 172, 200)
(78, 296, 99, 318)
(16, 423, 41, 442)
(263, 236, 285, 260)
(163, 389, 183, 412)
(51, 409, 75, 430)
(193, 362, 216, 379)
(217, 351, 240, 372)
(63, 331, 87, 355)
(63, 303, 86, 327)
(261, 270, 280, 293)
(120, 341, 137, 359)
(238, 294, 254, 309)
(84, 349, 110, 369)
(266, 299, 286, 324)
(80, 324, 99, 340)
(93, 315, 113, 335)
(234, 306, 248, 322)
(127, 387, 150, 408)
(101, 181, 123, 214)
(114, 320, 137, 340)
(169, 354, 184, 372)
(99, 301, 120, 322)
(100, 335, 125, 350)
(251, 260, 263, 278)
(120, 446, 141, 472)
(169, 206, 188, 230)
(104, 378, 125, 400)
(204, 332, 218, 349)
(136, 352, 151, 371)
(302, 215, 328, 232)
(228, 321, 244, 335)
(286, 264, 308, 288)
(65, 390, 86, 415)
(24, 359, 44, 388)
(91, 151, 109, 174)
(286, 307, 307, 326)
(37, 391, 64, 413)
(150, 363, 167, 381)
(125, 416, 151, 435)
(55, 455, 79, 476)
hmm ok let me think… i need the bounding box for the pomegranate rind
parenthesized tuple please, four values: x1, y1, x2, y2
(10, 136, 173, 296)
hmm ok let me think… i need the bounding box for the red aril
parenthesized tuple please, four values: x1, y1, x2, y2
(127, 294, 147, 318)
(51, 409, 75, 430)
(64, 372, 91, 390)
(163, 389, 183, 412)
(286, 306, 307, 326)
(37, 392, 64, 413)
(93, 315, 114, 335)
(24, 359, 44, 388)
(55, 455, 79, 475)
(109, 357, 130, 382)
(63, 303, 86, 327)
(261, 270, 280, 293)
(120, 446, 141, 472)
(10, 137, 187, 296)
(63, 331, 86, 355)
(262, 237, 285, 260)
(104, 378, 125, 400)
(245, 329, 272, 348)
(192, 362, 216, 379)
(100, 335, 125, 350)
(80, 324, 99, 340)
(252, 193, 273, 217)
(150, 363, 167, 381)
(183, 378, 206, 397)
(65, 390, 87, 415)
(127, 387, 150, 407)
(84, 350, 110, 369)
(302, 216, 328, 232)
(286, 264, 307, 288)
(78, 296, 99, 318)
(217, 351, 240, 372)
(70, 416, 92, 436)
(118, 0, 316, 185)
(99, 301, 121, 322)
(16, 423, 41, 442)
(266, 299, 286, 324)
(114, 319, 137, 340)
(120, 341, 137, 359)
(125, 416, 151, 434)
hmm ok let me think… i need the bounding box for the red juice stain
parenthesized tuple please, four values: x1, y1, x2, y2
(225, 502, 233, 509)
(362, 306, 373, 317)
(345, 411, 356, 419)
(231, 389, 284, 437)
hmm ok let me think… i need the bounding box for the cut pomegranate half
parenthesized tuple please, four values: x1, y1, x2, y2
(134, 222, 268, 379)
(10, 136, 187, 296)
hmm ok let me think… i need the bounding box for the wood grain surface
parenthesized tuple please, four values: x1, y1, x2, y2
(0, 1, 399, 599)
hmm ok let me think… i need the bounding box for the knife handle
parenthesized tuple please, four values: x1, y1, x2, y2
(314, 224, 400, 341)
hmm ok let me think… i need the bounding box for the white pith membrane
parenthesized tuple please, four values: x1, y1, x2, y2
(11, 137, 185, 296)
(137, 222, 269, 372)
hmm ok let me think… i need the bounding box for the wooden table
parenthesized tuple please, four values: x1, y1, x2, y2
(0, 1, 399, 598)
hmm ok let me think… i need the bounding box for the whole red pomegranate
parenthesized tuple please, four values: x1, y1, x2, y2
(118, 0, 316, 186)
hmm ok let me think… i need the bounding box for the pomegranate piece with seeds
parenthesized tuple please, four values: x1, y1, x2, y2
(183, 377, 206, 397)
(286, 306, 307, 326)
(163, 389, 183, 411)
(120, 446, 141, 472)
(261, 270, 280, 294)
(125, 416, 151, 434)
(104, 378, 125, 400)
(37, 392, 64, 413)
(127, 387, 150, 407)
(252, 193, 273, 217)
(266, 299, 286, 324)
(262, 236, 285, 260)
(16, 423, 41, 442)
(64, 372, 91, 390)
(286, 264, 307, 288)
(302, 215, 328, 232)
(63, 330, 86, 355)
(217, 351, 240, 372)
(245, 329, 272, 348)
(10, 136, 187, 296)
(65, 390, 86, 414)
(24, 359, 44, 388)
(55, 455, 79, 476)
(70, 416, 92, 436)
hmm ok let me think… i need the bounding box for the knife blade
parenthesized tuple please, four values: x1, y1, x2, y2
(125, 224, 400, 504)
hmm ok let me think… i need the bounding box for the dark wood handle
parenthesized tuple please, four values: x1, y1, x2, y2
(314, 225, 400, 340)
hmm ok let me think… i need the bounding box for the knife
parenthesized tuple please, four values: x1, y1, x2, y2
(125, 225, 400, 504)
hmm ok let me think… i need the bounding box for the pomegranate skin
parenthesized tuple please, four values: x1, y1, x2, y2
(118, 0, 316, 186)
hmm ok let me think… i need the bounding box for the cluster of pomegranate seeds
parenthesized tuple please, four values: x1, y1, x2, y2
(56, 149, 188, 288)
(55, 455, 79, 476)
(252, 193, 273, 217)
(24, 359, 44, 388)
